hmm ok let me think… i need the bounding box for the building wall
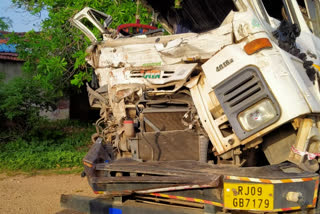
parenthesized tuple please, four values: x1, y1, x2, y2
(0, 61, 23, 82)
(0, 60, 70, 120)
(40, 98, 70, 120)
(0, 60, 99, 122)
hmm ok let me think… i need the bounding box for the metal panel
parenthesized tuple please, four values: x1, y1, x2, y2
(143, 107, 188, 132)
(214, 67, 281, 140)
(138, 130, 199, 161)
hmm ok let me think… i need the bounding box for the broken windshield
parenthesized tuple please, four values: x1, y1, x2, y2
(144, 0, 237, 33)
(255, 0, 320, 38)
(303, 0, 320, 37)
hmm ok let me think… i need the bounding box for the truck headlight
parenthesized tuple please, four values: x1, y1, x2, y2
(238, 99, 277, 131)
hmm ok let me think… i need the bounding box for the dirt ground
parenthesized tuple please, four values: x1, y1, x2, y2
(0, 173, 96, 214)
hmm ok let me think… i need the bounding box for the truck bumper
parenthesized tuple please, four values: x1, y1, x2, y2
(69, 161, 319, 213)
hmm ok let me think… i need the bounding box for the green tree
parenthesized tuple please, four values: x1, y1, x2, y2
(10, 0, 152, 92)
(0, 17, 12, 31)
(1, 1, 151, 133)
(0, 75, 58, 132)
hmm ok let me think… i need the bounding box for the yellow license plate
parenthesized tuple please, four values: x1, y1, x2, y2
(224, 183, 274, 211)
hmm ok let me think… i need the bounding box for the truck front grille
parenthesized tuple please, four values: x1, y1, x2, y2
(222, 71, 263, 109)
(214, 67, 280, 140)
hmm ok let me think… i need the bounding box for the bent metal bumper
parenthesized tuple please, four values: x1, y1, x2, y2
(67, 160, 319, 213)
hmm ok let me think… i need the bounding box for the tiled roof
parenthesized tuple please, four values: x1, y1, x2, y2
(0, 31, 24, 62)
(0, 55, 22, 61)
(0, 43, 17, 53)
(0, 30, 25, 36)
(0, 39, 8, 44)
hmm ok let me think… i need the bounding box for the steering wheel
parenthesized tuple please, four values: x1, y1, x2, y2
(117, 23, 158, 36)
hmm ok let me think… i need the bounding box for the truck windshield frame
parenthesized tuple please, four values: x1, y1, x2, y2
(304, 0, 320, 37)
(254, 0, 320, 38)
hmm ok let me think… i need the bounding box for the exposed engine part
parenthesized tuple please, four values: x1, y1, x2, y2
(123, 120, 135, 137)
(199, 135, 209, 163)
(263, 124, 297, 165)
(136, 130, 200, 161)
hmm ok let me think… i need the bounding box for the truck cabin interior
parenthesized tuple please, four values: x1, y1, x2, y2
(145, 0, 312, 34)
(262, 0, 313, 29)
(144, 0, 237, 33)
(261, 0, 285, 20)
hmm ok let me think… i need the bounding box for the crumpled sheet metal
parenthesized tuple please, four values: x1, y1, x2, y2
(232, 10, 266, 41)
(94, 63, 198, 95)
(86, 11, 237, 124)
(96, 20, 233, 68)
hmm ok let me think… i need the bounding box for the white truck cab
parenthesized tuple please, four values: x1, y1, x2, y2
(70, 1, 320, 212)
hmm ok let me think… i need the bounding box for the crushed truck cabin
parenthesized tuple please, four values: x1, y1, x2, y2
(63, 0, 320, 213)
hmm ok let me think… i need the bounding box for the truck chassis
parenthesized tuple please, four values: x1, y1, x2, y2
(61, 161, 319, 213)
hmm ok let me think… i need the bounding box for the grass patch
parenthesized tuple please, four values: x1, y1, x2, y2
(0, 120, 94, 172)
(0, 167, 83, 177)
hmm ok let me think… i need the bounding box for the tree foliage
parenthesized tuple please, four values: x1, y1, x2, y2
(0, 17, 12, 31)
(0, 1, 152, 133)
(0, 75, 58, 132)
(0, 120, 95, 171)
(10, 0, 152, 91)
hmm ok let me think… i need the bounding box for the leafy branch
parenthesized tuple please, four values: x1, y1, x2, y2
(9, 0, 152, 90)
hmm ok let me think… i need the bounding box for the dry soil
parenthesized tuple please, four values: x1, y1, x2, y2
(0, 173, 95, 214)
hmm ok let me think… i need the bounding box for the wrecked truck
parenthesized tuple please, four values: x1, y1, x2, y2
(62, 0, 320, 213)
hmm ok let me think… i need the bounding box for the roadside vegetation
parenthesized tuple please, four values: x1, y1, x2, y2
(0, 0, 152, 173)
(0, 120, 94, 172)
(0, 67, 94, 173)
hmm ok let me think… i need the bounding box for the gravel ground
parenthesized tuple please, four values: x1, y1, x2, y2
(0, 173, 95, 214)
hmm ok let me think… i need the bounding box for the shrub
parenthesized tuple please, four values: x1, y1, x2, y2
(0, 120, 94, 171)
(0, 75, 58, 133)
